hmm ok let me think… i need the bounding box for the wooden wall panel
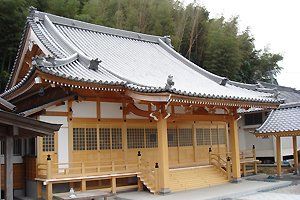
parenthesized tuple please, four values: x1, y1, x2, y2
(1, 164, 25, 189)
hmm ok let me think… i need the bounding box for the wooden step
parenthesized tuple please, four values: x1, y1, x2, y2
(169, 166, 229, 192)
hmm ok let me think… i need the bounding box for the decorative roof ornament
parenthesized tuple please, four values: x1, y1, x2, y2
(88, 58, 101, 70)
(273, 88, 280, 99)
(32, 56, 46, 67)
(28, 6, 37, 19)
(45, 55, 56, 66)
(163, 35, 173, 48)
(220, 78, 228, 86)
(165, 75, 174, 90)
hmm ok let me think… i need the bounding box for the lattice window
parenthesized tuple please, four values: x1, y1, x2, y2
(196, 128, 204, 145)
(13, 139, 22, 155)
(112, 128, 122, 149)
(168, 128, 178, 147)
(178, 128, 193, 146)
(127, 128, 145, 149)
(73, 128, 85, 150)
(145, 128, 157, 148)
(86, 128, 97, 150)
(100, 128, 111, 150)
(43, 135, 55, 152)
(211, 128, 218, 145)
(203, 128, 211, 145)
(218, 128, 226, 144)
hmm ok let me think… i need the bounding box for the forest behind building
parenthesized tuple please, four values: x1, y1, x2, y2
(0, 0, 283, 92)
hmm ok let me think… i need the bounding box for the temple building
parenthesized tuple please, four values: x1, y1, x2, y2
(1, 8, 281, 200)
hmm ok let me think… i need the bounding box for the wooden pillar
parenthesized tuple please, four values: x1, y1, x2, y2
(157, 113, 170, 194)
(81, 180, 86, 192)
(5, 136, 14, 200)
(111, 177, 116, 194)
(37, 181, 43, 199)
(229, 116, 241, 182)
(293, 136, 298, 174)
(47, 182, 53, 200)
(276, 136, 282, 177)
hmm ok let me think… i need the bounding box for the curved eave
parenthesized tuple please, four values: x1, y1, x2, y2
(256, 130, 300, 137)
(5, 22, 31, 91)
(125, 90, 280, 108)
(1, 67, 38, 101)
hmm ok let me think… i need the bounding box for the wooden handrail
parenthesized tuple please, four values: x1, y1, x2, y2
(37, 160, 139, 179)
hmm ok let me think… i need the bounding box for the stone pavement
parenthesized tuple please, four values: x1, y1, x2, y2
(115, 175, 291, 200)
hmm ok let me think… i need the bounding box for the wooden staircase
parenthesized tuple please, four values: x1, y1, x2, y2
(137, 158, 158, 194)
(169, 165, 229, 192)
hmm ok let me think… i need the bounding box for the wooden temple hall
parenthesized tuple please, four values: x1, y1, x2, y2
(1, 8, 282, 199)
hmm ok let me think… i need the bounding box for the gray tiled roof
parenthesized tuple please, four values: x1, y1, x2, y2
(256, 102, 300, 133)
(258, 82, 300, 103)
(3, 9, 281, 104)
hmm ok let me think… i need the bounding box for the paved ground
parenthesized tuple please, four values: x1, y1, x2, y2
(113, 174, 300, 200)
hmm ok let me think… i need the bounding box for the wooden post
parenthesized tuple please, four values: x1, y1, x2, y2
(47, 182, 53, 200)
(112, 177, 117, 194)
(5, 136, 14, 200)
(112, 161, 115, 172)
(155, 163, 159, 194)
(208, 147, 212, 165)
(137, 151, 141, 170)
(226, 156, 231, 180)
(253, 145, 257, 174)
(47, 155, 52, 179)
(293, 136, 298, 174)
(81, 162, 85, 175)
(137, 177, 143, 191)
(229, 115, 241, 182)
(81, 180, 86, 192)
(37, 181, 43, 199)
(241, 152, 246, 177)
(157, 113, 170, 194)
(276, 136, 282, 177)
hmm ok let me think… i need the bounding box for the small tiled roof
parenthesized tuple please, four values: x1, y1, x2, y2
(2, 8, 281, 105)
(256, 102, 300, 134)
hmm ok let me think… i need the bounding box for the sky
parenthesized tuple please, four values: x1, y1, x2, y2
(182, 0, 300, 90)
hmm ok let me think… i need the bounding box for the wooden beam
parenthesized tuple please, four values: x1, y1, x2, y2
(5, 136, 14, 200)
(276, 136, 282, 177)
(168, 114, 229, 122)
(229, 115, 241, 182)
(157, 113, 170, 194)
(44, 111, 68, 116)
(293, 136, 298, 174)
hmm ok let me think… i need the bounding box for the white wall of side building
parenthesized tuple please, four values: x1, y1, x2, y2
(238, 113, 275, 158)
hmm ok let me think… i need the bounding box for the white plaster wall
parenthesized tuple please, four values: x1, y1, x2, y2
(46, 101, 67, 112)
(58, 127, 69, 164)
(239, 114, 274, 158)
(73, 101, 97, 118)
(101, 102, 122, 118)
(238, 119, 246, 150)
(0, 155, 23, 164)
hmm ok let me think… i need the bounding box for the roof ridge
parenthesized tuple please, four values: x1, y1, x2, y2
(34, 10, 164, 43)
(278, 102, 300, 109)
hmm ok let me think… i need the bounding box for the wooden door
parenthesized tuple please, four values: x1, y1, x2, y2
(38, 132, 58, 164)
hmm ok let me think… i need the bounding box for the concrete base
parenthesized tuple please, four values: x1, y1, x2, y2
(231, 178, 242, 183)
(159, 188, 171, 195)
